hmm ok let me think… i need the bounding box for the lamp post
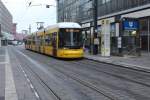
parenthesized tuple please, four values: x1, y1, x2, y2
(93, 0, 98, 55)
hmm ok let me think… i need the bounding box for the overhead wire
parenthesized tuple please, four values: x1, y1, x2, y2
(3, 0, 56, 32)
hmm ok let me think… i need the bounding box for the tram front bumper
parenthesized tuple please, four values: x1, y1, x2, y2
(57, 49, 84, 58)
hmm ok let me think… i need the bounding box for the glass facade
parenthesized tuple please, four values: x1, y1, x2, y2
(98, 0, 150, 17)
(57, 0, 150, 55)
(57, 0, 150, 23)
(57, 0, 82, 22)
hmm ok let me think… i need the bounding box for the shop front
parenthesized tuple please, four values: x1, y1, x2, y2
(121, 18, 140, 55)
(110, 17, 140, 56)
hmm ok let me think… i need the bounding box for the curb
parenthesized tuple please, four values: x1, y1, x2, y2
(84, 56, 150, 73)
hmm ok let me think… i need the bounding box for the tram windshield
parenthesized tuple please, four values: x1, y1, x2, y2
(59, 28, 83, 49)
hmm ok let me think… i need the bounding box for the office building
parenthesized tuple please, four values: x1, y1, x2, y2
(57, 0, 150, 56)
(0, 0, 13, 45)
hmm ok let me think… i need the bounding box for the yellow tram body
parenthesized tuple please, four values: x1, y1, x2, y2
(25, 22, 84, 58)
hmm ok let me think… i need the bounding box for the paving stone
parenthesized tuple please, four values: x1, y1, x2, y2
(85, 52, 150, 72)
(0, 64, 5, 98)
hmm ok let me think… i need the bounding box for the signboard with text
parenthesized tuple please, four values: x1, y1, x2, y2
(123, 20, 139, 30)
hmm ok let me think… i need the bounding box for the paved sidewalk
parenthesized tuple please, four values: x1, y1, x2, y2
(0, 47, 5, 100)
(0, 46, 18, 100)
(84, 52, 150, 72)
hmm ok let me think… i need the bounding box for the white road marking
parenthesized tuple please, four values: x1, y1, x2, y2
(24, 74, 27, 77)
(5, 48, 18, 100)
(13, 48, 41, 100)
(30, 84, 34, 89)
(34, 91, 40, 98)
(21, 66, 41, 100)
(27, 78, 30, 82)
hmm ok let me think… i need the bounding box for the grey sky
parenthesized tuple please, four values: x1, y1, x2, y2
(2, 0, 57, 33)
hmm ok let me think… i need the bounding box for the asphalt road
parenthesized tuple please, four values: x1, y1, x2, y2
(8, 46, 150, 100)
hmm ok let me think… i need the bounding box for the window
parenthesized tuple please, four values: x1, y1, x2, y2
(59, 29, 83, 49)
(102, 0, 111, 4)
(110, 23, 116, 37)
(45, 34, 52, 46)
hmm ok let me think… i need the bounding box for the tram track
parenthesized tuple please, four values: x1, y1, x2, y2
(16, 48, 150, 100)
(45, 61, 117, 100)
(44, 59, 150, 100)
(13, 48, 62, 100)
(69, 60, 150, 88)
(82, 59, 150, 74)
(23, 61, 62, 100)
(31, 56, 150, 100)
(16, 48, 117, 100)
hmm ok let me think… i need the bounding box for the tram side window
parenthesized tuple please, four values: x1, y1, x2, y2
(26, 39, 29, 45)
(29, 40, 31, 45)
(26, 40, 28, 45)
(32, 37, 35, 45)
(37, 36, 43, 46)
(24, 39, 27, 44)
(28, 40, 30, 45)
(40, 36, 43, 46)
(37, 36, 40, 45)
(58, 32, 64, 48)
(45, 34, 52, 46)
(42, 36, 45, 45)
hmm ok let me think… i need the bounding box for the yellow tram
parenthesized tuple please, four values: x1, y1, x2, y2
(24, 22, 84, 58)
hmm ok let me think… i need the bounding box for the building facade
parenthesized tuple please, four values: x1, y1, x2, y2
(0, 0, 13, 34)
(57, 0, 150, 56)
(0, 0, 13, 45)
(12, 23, 17, 35)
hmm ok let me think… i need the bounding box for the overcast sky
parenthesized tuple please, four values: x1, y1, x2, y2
(2, 0, 57, 33)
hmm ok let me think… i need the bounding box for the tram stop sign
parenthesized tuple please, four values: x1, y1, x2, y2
(123, 20, 139, 30)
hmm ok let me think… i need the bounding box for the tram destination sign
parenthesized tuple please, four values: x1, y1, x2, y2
(123, 20, 139, 30)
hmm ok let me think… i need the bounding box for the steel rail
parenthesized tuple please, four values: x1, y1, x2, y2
(12, 47, 61, 100)
(70, 60, 150, 88)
